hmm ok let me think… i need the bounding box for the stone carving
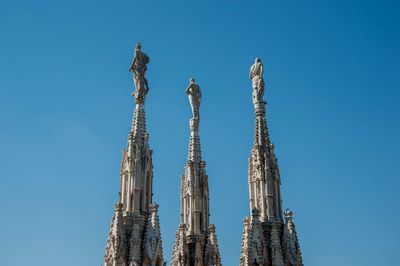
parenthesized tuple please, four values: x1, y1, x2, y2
(129, 43, 150, 103)
(249, 58, 265, 105)
(185, 78, 202, 120)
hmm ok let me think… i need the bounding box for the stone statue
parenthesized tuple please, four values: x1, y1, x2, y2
(249, 58, 265, 104)
(129, 43, 150, 101)
(185, 78, 202, 120)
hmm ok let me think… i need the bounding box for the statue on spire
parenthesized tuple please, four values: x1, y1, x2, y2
(129, 42, 150, 102)
(249, 58, 265, 105)
(185, 77, 202, 120)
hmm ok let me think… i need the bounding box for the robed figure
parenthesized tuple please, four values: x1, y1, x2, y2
(129, 43, 150, 101)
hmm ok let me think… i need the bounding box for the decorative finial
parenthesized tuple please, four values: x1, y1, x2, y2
(209, 224, 216, 231)
(249, 57, 265, 106)
(285, 208, 293, 220)
(129, 42, 150, 103)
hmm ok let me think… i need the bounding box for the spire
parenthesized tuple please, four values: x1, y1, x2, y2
(128, 42, 149, 145)
(181, 78, 208, 235)
(204, 225, 222, 266)
(240, 217, 251, 266)
(104, 203, 127, 266)
(120, 43, 154, 215)
(171, 224, 189, 265)
(130, 100, 147, 144)
(186, 77, 202, 163)
(282, 209, 303, 266)
(104, 43, 165, 266)
(240, 209, 269, 266)
(248, 58, 283, 223)
(143, 204, 166, 266)
(187, 118, 202, 162)
(241, 58, 303, 265)
(172, 79, 222, 266)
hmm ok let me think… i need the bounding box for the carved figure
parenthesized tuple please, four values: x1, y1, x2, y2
(185, 78, 202, 120)
(249, 58, 265, 104)
(129, 43, 150, 101)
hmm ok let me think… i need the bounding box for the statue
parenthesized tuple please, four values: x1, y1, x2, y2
(185, 78, 202, 120)
(129, 43, 150, 101)
(249, 58, 265, 104)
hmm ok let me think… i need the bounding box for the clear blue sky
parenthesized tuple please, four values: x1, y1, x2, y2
(0, 0, 399, 265)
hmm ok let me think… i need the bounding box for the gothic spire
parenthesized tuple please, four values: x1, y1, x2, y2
(143, 204, 165, 265)
(104, 43, 165, 266)
(181, 78, 208, 235)
(104, 203, 127, 265)
(171, 79, 222, 266)
(121, 42, 154, 215)
(248, 58, 283, 223)
(128, 42, 151, 146)
(240, 58, 303, 266)
(282, 209, 303, 266)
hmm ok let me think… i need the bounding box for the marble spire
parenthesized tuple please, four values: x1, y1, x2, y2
(240, 58, 303, 266)
(104, 43, 165, 266)
(171, 79, 222, 266)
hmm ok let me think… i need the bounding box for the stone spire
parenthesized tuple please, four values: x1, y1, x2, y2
(240, 58, 303, 266)
(171, 79, 222, 266)
(104, 43, 165, 266)
(248, 59, 282, 222)
(282, 209, 303, 266)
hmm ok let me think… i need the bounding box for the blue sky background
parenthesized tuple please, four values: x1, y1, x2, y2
(0, 0, 399, 265)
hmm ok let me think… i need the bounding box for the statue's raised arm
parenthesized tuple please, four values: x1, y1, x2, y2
(250, 58, 265, 104)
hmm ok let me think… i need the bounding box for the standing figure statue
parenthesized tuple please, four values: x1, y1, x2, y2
(185, 78, 202, 120)
(249, 58, 265, 104)
(129, 43, 150, 101)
